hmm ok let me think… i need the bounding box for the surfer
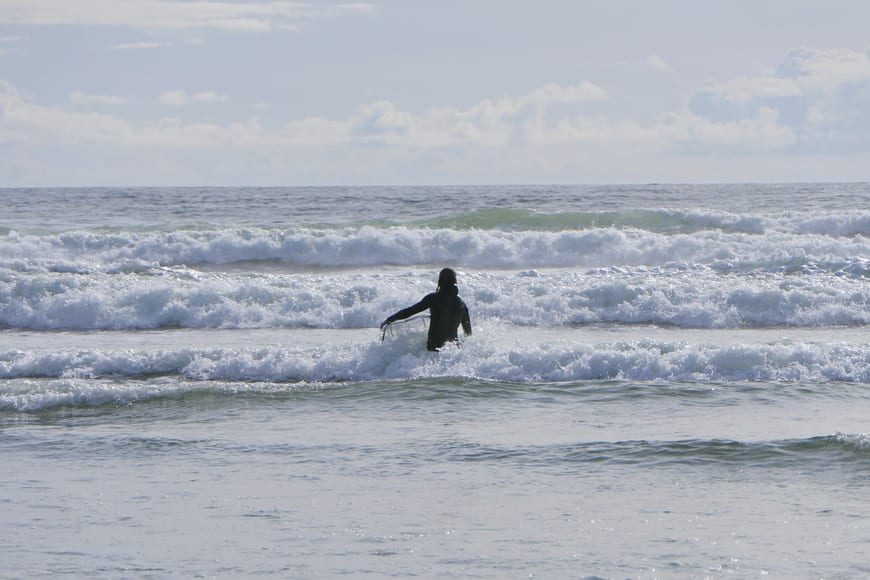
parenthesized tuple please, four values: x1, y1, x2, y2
(380, 268, 472, 351)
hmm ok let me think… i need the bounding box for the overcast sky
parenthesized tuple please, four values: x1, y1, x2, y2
(2, 0, 870, 186)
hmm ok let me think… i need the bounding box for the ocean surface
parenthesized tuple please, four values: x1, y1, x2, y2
(1, 183, 869, 578)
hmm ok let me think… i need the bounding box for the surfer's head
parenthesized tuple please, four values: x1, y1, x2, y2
(438, 267, 457, 289)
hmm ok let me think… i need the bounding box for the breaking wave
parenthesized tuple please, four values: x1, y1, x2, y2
(2, 336, 869, 412)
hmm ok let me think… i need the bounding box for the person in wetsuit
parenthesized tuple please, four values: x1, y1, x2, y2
(380, 268, 472, 351)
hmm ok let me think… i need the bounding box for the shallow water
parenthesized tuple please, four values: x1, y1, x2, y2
(4, 370, 869, 577)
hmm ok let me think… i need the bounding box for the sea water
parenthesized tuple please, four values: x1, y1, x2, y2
(1, 183, 869, 578)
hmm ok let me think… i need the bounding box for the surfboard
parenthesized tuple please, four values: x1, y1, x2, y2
(381, 315, 430, 343)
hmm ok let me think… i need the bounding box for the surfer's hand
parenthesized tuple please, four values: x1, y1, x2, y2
(379, 318, 392, 330)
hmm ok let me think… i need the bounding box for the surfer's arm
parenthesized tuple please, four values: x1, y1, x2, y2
(380, 295, 432, 329)
(461, 305, 472, 336)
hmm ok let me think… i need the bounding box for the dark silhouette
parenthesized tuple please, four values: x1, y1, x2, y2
(380, 268, 472, 351)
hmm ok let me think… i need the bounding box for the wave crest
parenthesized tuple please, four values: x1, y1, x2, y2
(2, 339, 868, 406)
(2, 220, 869, 273)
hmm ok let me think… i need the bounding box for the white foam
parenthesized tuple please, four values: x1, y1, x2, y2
(2, 223, 868, 273)
(1, 266, 867, 331)
(2, 336, 869, 412)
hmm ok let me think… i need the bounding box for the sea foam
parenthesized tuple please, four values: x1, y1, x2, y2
(3, 338, 869, 412)
(1, 266, 868, 331)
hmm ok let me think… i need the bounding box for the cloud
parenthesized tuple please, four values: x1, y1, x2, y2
(159, 90, 229, 106)
(662, 107, 797, 154)
(778, 47, 870, 89)
(690, 47, 870, 153)
(698, 76, 801, 104)
(519, 82, 609, 107)
(0, 80, 130, 145)
(109, 38, 203, 50)
(70, 91, 131, 106)
(4, 45, 870, 182)
(110, 41, 169, 50)
(343, 82, 609, 148)
(0, 34, 24, 56)
(0, 0, 373, 33)
(0, 79, 613, 151)
(647, 54, 674, 74)
(0, 75, 804, 156)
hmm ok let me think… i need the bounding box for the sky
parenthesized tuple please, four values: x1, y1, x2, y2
(2, 0, 870, 186)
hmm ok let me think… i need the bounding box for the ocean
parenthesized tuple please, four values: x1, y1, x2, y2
(1, 183, 869, 578)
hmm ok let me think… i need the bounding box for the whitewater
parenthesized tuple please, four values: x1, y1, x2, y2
(2, 183, 869, 578)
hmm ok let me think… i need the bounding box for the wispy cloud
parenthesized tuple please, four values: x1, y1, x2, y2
(0, 34, 25, 56)
(159, 90, 229, 106)
(70, 91, 131, 106)
(109, 38, 204, 50)
(647, 54, 674, 74)
(0, 1, 373, 33)
(3, 46, 870, 159)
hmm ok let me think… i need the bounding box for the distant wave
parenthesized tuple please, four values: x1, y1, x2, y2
(5, 206, 869, 237)
(420, 208, 770, 234)
(1, 222, 869, 273)
(437, 434, 870, 469)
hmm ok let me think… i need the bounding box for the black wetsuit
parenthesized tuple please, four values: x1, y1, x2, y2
(385, 285, 471, 351)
